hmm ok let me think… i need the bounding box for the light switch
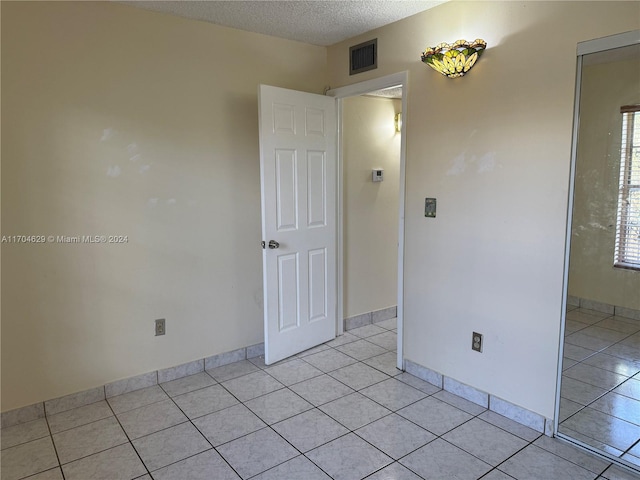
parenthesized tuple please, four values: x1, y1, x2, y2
(425, 198, 436, 217)
(372, 169, 384, 182)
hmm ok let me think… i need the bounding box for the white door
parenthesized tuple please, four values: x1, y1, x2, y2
(259, 85, 337, 365)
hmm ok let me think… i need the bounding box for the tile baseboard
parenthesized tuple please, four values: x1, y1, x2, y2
(404, 358, 553, 436)
(1, 342, 266, 429)
(344, 306, 397, 331)
(570, 296, 640, 321)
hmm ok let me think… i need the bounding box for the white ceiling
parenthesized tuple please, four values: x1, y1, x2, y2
(124, 1, 446, 46)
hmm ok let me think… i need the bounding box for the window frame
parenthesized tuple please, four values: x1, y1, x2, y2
(614, 105, 640, 270)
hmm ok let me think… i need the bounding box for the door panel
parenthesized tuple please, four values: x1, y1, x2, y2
(259, 85, 337, 364)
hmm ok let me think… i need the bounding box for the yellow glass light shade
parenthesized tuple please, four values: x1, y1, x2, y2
(421, 39, 487, 78)
(394, 112, 402, 132)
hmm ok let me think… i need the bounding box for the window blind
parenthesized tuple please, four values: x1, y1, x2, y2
(614, 106, 640, 269)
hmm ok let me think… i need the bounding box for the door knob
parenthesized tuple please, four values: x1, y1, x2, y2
(268, 240, 280, 249)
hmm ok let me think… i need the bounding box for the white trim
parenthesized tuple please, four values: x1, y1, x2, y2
(555, 53, 582, 439)
(577, 30, 640, 56)
(327, 71, 409, 370)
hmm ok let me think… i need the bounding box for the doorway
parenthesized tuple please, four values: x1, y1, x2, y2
(328, 71, 408, 370)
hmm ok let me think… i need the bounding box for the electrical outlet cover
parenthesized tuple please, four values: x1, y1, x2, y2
(425, 198, 436, 217)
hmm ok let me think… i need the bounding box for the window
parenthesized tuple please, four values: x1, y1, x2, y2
(614, 105, 640, 269)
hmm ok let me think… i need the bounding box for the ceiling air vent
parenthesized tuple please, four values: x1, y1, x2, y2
(349, 39, 377, 75)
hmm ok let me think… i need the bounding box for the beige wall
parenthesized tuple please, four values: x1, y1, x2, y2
(328, 1, 639, 419)
(1, 1, 327, 411)
(343, 96, 400, 318)
(569, 58, 640, 310)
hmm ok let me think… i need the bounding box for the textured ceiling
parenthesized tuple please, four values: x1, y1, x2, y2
(124, 1, 446, 46)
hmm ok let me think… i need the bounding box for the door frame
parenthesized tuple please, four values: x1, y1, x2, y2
(327, 71, 408, 370)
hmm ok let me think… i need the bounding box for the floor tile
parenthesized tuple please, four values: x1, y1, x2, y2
(272, 408, 348, 452)
(481, 470, 518, 480)
(61, 443, 146, 480)
(52, 416, 128, 464)
(561, 407, 640, 452)
(306, 432, 393, 480)
(374, 318, 398, 331)
(498, 444, 597, 480)
(0, 436, 59, 480)
(604, 343, 640, 363)
(132, 422, 211, 471)
(244, 388, 313, 424)
(335, 339, 387, 361)
(289, 374, 355, 406)
(399, 438, 492, 480)
(589, 392, 640, 426)
(566, 319, 590, 335)
(394, 372, 442, 395)
(614, 378, 640, 401)
(442, 417, 527, 466)
(355, 413, 435, 459)
(477, 411, 541, 442)
(363, 352, 402, 376)
(324, 332, 359, 348)
(264, 358, 323, 386)
(582, 353, 640, 377)
(216, 427, 298, 479)
(159, 372, 216, 397)
(173, 384, 238, 419)
(1, 418, 50, 450)
(397, 396, 473, 436)
(248, 354, 297, 369)
(366, 462, 422, 480)
(366, 331, 398, 351)
(595, 317, 640, 335)
(302, 349, 358, 372)
(359, 378, 427, 411)
(561, 377, 608, 406)
(564, 363, 628, 390)
(107, 385, 169, 414)
(319, 392, 391, 430)
(559, 397, 585, 422)
(348, 324, 388, 338)
(221, 370, 284, 402)
(328, 362, 389, 390)
(116, 398, 187, 439)
(580, 326, 630, 344)
(432, 390, 487, 415)
(566, 309, 611, 324)
(564, 344, 598, 362)
(24, 468, 65, 480)
(151, 449, 240, 480)
(192, 403, 266, 447)
(565, 332, 616, 352)
(206, 360, 259, 383)
(294, 343, 332, 358)
(252, 455, 331, 479)
(47, 401, 113, 434)
(601, 463, 640, 479)
(557, 424, 624, 457)
(533, 434, 611, 474)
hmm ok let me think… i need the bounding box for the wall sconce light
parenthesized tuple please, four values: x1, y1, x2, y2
(394, 112, 402, 133)
(421, 39, 486, 78)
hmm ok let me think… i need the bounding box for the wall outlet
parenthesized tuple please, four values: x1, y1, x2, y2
(155, 318, 166, 336)
(472, 332, 483, 352)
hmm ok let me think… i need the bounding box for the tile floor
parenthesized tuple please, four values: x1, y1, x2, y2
(2, 317, 638, 480)
(560, 306, 640, 470)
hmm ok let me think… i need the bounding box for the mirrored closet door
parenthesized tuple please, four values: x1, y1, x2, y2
(557, 31, 640, 472)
